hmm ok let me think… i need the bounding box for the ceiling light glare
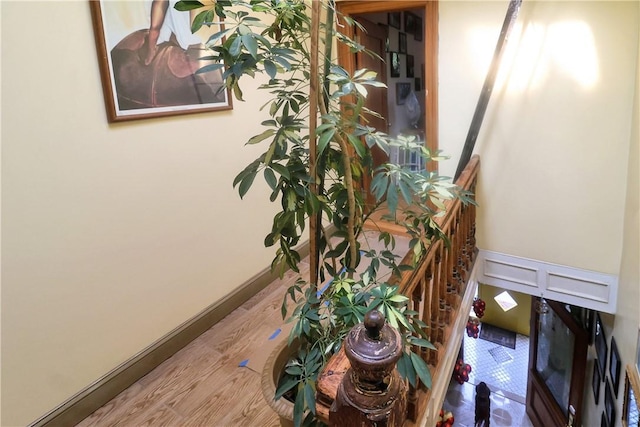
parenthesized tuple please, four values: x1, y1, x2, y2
(494, 291, 518, 312)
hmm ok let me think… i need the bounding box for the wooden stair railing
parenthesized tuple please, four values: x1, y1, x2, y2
(316, 155, 480, 426)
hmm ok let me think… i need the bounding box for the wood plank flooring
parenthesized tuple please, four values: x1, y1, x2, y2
(76, 231, 410, 427)
(76, 264, 309, 427)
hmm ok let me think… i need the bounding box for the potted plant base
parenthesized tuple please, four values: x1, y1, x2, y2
(261, 339, 296, 427)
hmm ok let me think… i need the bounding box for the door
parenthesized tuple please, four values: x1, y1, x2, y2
(526, 298, 588, 427)
(353, 17, 389, 205)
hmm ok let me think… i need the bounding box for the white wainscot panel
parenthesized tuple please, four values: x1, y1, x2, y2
(478, 250, 618, 313)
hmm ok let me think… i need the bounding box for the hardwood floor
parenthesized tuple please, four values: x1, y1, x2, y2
(76, 231, 409, 427)
(76, 264, 308, 427)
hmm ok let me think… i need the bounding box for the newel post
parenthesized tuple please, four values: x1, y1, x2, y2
(329, 310, 407, 426)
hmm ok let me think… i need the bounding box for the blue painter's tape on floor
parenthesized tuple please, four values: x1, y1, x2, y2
(238, 359, 249, 367)
(269, 328, 281, 340)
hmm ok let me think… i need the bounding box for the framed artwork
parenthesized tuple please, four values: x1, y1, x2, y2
(611, 337, 622, 397)
(89, 1, 232, 122)
(390, 52, 401, 78)
(414, 15, 423, 41)
(596, 313, 608, 378)
(622, 365, 640, 427)
(406, 55, 415, 78)
(388, 12, 401, 30)
(404, 11, 418, 35)
(396, 82, 411, 105)
(399, 32, 407, 54)
(594, 361, 601, 404)
(636, 327, 640, 375)
(605, 378, 616, 427)
(584, 308, 595, 345)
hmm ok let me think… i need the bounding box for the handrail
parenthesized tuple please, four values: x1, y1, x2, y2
(391, 155, 479, 422)
(315, 155, 480, 425)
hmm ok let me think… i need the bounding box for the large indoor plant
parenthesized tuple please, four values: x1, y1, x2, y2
(176, 1, 473, 425)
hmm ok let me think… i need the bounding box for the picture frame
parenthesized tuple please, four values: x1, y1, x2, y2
(596, 313, 608, 379)
(605, 378, 616, 427)
(399, 32, 407, 54)
(89, 1, 232, 122)
(390, 52, 401, 78)
(585, 308, 595, 345)
(636, 327, 640, 375)
(622, 365, 640, 427)
(388, 12, 401, 30)
(611, 337, 622, 398)
(396, 82, 411, 105)
(406, 55, 415, 78)
(404, 11, 417, 35)
(594, 360, 602, 404)
(414, 15, 423, 41)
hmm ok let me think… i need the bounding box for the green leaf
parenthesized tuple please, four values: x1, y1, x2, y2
(264, 60, 277, 79)
(238, 170, 257, 199)
(275, 375, 299, 400)
(304, 382, 316, 415)
(317, 128, 335, 155)
(273, 56, 292, 71)
(410, 351, 432, 389)
(174, 0, 204, 11)
(354, 82, 368, 97)
(264, 168, 278, 190)
(191, 9, 209, 33)
(285, 365, 303, 376)
(270, 163, 290, 180)
(398, 179, 412, 205)
(386, 181, 398, 215)
(194, 63, 224, 75)
(229, 36, 242, 56)
(241, 34, 259, 58)
(397, 352, 415, 388)
(388, 294, 409, 303)
(247, 129, 276, 145)
(408, 337, 436, 350)
(293, 385, 305, 427)
(347, 134, 366, 158)
(386, 307, 399, 328)
(206, 28, 233, 46)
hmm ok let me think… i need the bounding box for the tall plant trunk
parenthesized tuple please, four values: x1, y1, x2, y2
(311, 0, 358, 282)
(308, 0, 321, 292)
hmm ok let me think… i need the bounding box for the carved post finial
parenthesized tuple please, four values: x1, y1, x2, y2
(364, 309, 384, 340)
(329, 309, 407, 426)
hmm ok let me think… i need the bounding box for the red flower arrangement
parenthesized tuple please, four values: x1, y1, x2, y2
(472, 297, 486, 318)
(436, 409, 455, 427)
(466, 317, 480, 338)
(453, 358, 472, 384)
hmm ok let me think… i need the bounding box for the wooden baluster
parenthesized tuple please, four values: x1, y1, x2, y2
(454, 211, 464, 292)
(419, 265, 431, 361)
(330, 310, 407, 427)
(462, 204, 472, 273)
(430, 249, 442, 366)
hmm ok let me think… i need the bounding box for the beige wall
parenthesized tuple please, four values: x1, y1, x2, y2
(440, 1, 638, 275)
(1, 1, 278, 425)
(584, 6, 640, 424)
(2, 1, 639, 425)
(478, 284, 531, 336)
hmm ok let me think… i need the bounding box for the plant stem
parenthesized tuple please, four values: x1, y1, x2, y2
(308, 0, 321, 292)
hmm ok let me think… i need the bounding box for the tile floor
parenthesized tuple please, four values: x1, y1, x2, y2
(442, 325, 534, 427)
